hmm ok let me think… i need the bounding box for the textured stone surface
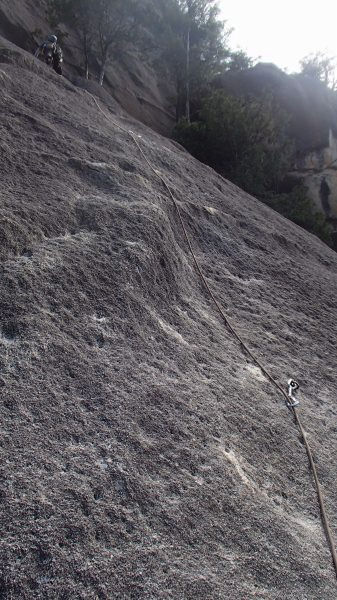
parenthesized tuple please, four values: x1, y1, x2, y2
(1, 39, 337, 600)
(292, 131, 337, 222)
(0, 0, 175, 135)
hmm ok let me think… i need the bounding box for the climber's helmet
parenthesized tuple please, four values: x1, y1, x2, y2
(47, 35, 58, 44)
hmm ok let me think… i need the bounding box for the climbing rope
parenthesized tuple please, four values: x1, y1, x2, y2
(85, 90, 337, 581)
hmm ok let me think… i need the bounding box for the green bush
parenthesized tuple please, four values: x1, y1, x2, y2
(173, 90, 293, 196)
(263, 186, 333, 246)
(173, 91, 333, 246)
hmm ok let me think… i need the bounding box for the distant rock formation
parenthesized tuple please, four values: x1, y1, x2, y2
(290, 129, 337, 220)
(216, 63, 337, 153)
(217, 62, 337, 228)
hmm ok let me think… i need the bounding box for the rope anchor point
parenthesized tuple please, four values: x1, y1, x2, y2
(287, 378, 300, 408)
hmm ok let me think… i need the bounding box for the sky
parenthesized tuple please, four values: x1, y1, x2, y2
(219, 1, 337, 73)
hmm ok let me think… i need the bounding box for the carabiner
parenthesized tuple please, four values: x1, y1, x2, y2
(287, 378, 300, 408)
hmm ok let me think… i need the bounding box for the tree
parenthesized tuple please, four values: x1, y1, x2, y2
(178, 0, 231, 121)
(46, 0, 251, 97)
(264, 186, 333, 246)
(174, 91, 293, 196)
(47, 0, 140, 85)
(300, 52, 337, 90)
(145, 0, 229, 121)
(152, 1, 251, 121)
(227, 49, 254, 72)
(174, 91, 333, 246)
(94, 0, 139, 86)
(149, 0, 189, 120)
(48, 0, 94, 79)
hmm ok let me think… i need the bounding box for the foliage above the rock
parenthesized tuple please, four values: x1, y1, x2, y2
(174, 90, 294, 195)
(300, 51, 337, 90)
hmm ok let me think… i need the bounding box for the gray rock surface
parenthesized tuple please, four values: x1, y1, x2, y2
(1, 39, 337, 599)
(0, 0, 175, 135)
(288, 130, 337, 235)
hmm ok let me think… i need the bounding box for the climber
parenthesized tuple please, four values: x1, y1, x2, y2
(34, 34, 63, 75)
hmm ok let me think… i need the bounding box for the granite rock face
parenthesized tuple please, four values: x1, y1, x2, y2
(1, 38, 337, 600)
(0, 0, 175, 135)
(290, 129, 337, 230)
